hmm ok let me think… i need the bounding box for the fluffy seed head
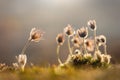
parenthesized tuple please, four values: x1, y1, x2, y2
(29, 28, 44, 42)
(64, 24, 75, 37)
(56, 33, 65, 45)
(88, 20, 97, 31)
(77, 27, 88, 38)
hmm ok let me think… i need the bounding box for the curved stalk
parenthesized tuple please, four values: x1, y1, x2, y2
(21, 39, 31, 54)
(94, 30, 99, 53)
(104, 44, 107, 54)
(57, 45, 62, 65)
(68, 37, 72, 55)
(83, 38, 87, 54)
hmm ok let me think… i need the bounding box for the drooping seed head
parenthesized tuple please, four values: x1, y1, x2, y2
(56, 33, 65, 45)
(64, 24, 75, 37)
(29, 28, 44, 42)
(87, 20, 97, 31)
(77, 27, 88, 38)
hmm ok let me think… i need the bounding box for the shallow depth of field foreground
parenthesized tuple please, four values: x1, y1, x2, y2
(0, 65, 119, 80)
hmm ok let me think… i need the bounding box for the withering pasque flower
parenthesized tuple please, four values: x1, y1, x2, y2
(29, 28, 44, 42)
(16, 54, 27, 71)
(88, 20, 97, 31)
(56, 33, 65, 46)
(64, 24, 75, 37)
(85, 39, 94, 52)
(77, 27, 88, 38)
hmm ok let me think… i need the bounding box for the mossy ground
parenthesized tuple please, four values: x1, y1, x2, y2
(0, 64, 120, 80)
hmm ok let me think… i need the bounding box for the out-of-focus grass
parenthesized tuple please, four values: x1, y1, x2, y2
(0, 64, 120, 80)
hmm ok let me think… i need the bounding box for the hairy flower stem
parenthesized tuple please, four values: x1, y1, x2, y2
(68, 37, 72, 55)
(104, 44, 107, 54)
(57, 45, 62, 65)
(21, 39, 31, 54)
(83, 38, 87, 54)
(94, 30, 98, 52)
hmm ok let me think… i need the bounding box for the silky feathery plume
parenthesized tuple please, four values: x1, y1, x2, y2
(56, 33, 65, 46)
(77, 27, 88, 54)
(77, 27, 88, 38)
(16, 54, 27, 72)
(88, 20, 97, 31)
(64, 24, 75, 37)
(85, 38, 94, 52)
(29, 28, 44, 42)
(56, 33, 65, 65)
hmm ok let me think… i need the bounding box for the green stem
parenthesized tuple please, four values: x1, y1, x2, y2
(68, 37, 72, 55)
(57, 45, 62, 65)
(21, 39, 31, 54)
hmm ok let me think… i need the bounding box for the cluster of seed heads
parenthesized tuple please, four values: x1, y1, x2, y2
(0, 20, 112, 72)
(56, 20, 111, 68)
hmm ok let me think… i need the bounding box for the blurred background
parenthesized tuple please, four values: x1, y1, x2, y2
(0, 0, 120, 65)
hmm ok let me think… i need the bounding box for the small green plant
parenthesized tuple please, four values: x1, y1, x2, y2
(56, 20, 111, 68)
